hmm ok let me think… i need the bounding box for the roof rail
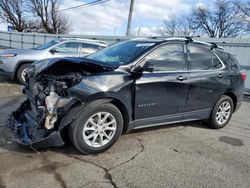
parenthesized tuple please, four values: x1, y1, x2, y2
(56, 37, 108, 45)
(185, 37, 193, 43)
(148, 36, 195, 43)
(210, 42, 223, 50)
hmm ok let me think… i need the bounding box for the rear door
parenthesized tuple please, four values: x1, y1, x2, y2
(184, 44, 230, 120)
(134, 43, 189, 128)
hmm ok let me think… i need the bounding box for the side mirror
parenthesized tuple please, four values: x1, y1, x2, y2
(50, 48, 58, 54)
(143, 60, 154, 72)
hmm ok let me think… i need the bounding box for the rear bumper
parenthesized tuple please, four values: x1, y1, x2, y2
(8, 100, 64, 149)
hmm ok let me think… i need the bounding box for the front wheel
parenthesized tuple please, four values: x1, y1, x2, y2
(209, 95, 234, 129)
(16, 63, 30, 84)
(69, 102, 123, 154)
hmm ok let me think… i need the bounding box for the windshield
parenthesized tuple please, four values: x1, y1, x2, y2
(87, 40, 156, 65)
(34, 40, 60, 50)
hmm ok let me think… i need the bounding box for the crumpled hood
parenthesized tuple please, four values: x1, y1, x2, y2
(30, 57, 119, 76)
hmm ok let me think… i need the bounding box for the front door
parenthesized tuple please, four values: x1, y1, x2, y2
(47, 41, 80, 58)
(134, 43, 189, 128)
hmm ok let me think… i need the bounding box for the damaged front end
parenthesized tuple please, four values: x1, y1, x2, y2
(9, 57, 115, 149)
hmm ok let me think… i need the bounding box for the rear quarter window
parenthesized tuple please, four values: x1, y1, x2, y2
(215, 51, 240, 70)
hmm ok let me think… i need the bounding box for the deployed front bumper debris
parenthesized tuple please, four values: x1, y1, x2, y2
(9, 100, 64, 149)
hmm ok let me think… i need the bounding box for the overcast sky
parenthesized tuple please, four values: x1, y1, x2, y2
(60, 0, 212, 36)
(0, 0, 212, 35)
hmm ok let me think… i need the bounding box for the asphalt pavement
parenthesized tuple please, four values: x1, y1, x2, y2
(0, 76, 250, 188)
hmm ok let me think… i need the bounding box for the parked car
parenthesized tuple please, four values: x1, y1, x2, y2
(0, 38, 108, 84)
(9, 37, 245, 154)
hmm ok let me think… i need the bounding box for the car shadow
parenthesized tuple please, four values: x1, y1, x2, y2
(0, 120, 210, 156)
(0, 76, 20, 85)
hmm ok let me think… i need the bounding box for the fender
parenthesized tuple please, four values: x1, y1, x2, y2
(70, 91, 133, 122)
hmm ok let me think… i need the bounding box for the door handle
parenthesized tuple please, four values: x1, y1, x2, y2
(176, 76, 188, 81)
(218, 74, 223, 78)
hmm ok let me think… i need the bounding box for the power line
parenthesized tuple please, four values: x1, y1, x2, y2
(59, 0, 110, 12)
(20, 0, 110, 19)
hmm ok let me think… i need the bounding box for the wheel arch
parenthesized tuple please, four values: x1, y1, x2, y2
(13, 60, 35, 79)
(224, 92, 237, 112)
(59, 96, 131, 133)
(109, 98, 130, 133)
(84, 97, 131, 133)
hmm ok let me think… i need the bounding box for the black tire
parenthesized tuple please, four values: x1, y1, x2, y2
(69, 101, 123, 154)
(16, 63, 30, 84)
(209, 95, 234, 129)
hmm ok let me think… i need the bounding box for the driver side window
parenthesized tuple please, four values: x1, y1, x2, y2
(143, 44, 186, 72)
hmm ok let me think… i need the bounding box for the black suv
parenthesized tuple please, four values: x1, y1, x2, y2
(9, 37, 245, 154)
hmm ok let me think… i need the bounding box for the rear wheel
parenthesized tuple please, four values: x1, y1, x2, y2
(69, 102, 123, 154)
(16, 63, 30, 84)
(209, 95, 234, 129)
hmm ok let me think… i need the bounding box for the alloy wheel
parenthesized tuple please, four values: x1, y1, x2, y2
(216, 101, 231, 125)
(21, 67, 29, 82)
(83, 112, 117, 148)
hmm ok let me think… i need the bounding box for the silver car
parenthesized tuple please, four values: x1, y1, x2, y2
(0, 38, 108, 84)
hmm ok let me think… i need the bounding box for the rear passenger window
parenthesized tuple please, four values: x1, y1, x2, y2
(188, 45, 222, 70)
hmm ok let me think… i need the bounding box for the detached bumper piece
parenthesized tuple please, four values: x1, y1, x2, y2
(9, 100, 64, 149)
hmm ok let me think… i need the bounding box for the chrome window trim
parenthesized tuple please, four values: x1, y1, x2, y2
(131, 42, 226, 74)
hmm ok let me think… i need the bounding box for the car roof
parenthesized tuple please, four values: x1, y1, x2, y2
(130, 37, 223, 50)
(55, 38, 108, 46)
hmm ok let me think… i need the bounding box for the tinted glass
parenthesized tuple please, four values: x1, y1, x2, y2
(54, 42, 79, 53)
(88, 40, 155, 65)
(188, 45, 222, 70)
(215, 51, 239, 70)
(144, 44, 186, 71)
(81, 43, 103, 54)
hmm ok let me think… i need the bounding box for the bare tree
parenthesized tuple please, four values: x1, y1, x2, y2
(0, 0, 37, 32)
(163, 15, 177, 36)
(161, 15, 197, 36)
(191, 0, 248, 38)
(235, 0, 250, 32)
(29, 0, 69, 34)
(235, 0, 250, 17)
(180, 15, 197, 36)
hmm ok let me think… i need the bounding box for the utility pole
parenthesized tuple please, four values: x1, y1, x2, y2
(137, 28, 141, 36)
(126, 0, 135, 37)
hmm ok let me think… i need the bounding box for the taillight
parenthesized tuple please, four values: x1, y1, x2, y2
(241, 72, 246, 81)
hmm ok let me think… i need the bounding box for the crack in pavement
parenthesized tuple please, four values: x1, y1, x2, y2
(2, 154, 72, 188)
(68, 138, 145, 188)
(40, 155, 68, 188)
(70, 156, 118, 188)
(109, 138, 144, 171)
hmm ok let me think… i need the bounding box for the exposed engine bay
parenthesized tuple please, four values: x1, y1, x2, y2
(9, 59, 114, 147)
